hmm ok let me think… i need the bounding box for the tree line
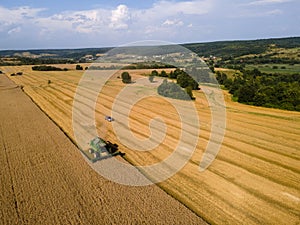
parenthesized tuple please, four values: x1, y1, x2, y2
(122, 62, 175, 70)
(151, 68, 200, 89)
(0, 57, 75, 66)
(216, 69, 300, 111)
(119, 69, 199, 100)
(153, 68, 199, 100)
(32, 65, 68, 71)
(183, 37, 300, 58)
(157, 79, 193, 100)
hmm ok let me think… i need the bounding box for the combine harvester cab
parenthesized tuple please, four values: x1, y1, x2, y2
(84, 137, 120, 162)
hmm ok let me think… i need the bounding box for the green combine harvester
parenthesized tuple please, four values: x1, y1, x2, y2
(82, 137, 120, 162)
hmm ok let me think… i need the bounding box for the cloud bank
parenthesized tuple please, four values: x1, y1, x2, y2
(0, 0, 298, 49)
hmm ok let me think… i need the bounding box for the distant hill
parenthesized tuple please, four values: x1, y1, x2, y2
(182, 37, 300, 58)
(0, 37, 299, 65)
(0, 48, 112, 60)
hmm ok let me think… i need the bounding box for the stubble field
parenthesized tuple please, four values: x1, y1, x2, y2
(1, 64, 300, 224)
(0, 67, 206, 224)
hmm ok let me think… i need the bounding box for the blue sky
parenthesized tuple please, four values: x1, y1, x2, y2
(0, 0, 299, 49)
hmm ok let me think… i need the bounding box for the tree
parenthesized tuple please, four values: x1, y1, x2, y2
(151, 70, 159, 76)
(224, 78, 233, 89)
(121, 71, 131, 83)
(177, 72, 199, 90)
(76, 65, 83, 70)
(177, 74, 190, 88)
(157, 79, 190, 100)
(172, 68, 182, 79)
(185, 86, 195, 100)
(237, 83, 257, 103)
(216, 71, 228, 85)
(168, 71, 174, 79)
(229, 74, 244, 95)
(32, 65, 64, 71)
(160, 70, 168, 77)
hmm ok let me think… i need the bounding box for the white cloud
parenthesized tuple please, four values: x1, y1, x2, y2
(129, 0, 213, 37)
(0, 2, 213, 38)
(248, 0, 292, 5)
(231, 8, 283, 18)
(265, 9, 283, 15)
(0, 6, 45, 26)
(34, 8, 111, 35)
(0, 0, 297, 49)
(8, 27, 21, 35)
(152, 0, 213, 16)
(109, 5, 130, 30)
(162, 19, 184, 26)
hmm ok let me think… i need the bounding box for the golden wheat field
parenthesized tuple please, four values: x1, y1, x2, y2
(1, 64, 300, 224)
(0, 68, 206, 224)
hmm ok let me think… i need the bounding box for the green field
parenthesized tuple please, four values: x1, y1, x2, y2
(214, 68, 242, 79)
(246, 64, 300, 74)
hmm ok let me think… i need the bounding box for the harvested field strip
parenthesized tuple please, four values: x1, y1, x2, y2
(226, 116, 300, 143)
(197, 108, 296, 143)
(161, 166, 299, 225)
(226, 120, 300, 148)
(209, 160, 300, 212)
(176, 161, 299, 223)
(222, 139, 300, 173)
(187, 124, 300, 173)
(223, 127, 299, 160)
(228, 113, 300, 135)
(225, 107, 299, 140)
(216, 152, 299, 190)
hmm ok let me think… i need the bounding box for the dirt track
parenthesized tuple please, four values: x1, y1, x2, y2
(0, 74, 206, 224)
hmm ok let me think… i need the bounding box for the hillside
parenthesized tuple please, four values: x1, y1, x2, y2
(0, 37, 300, 65)
(183, 36, 300, 58)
